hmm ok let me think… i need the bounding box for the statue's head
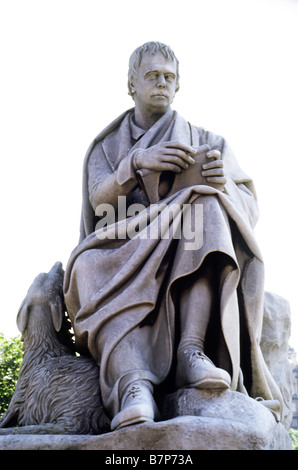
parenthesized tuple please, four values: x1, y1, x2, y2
(127, 41, 180, 98)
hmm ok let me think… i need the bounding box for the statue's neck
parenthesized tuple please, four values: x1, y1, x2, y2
(133, 106, 170, 131)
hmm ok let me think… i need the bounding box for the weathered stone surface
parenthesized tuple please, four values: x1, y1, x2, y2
(0, 413, 292, 450)
(261, 291, 293, 429)
(0, 42, 293, 451)
(163, 387, 292, 450)
(63, 41, 285, 437)
(0, 289, 292, 450)
(0, 387, 292, 450)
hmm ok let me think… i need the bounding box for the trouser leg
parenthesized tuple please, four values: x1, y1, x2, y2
(178, 262, 214, 356)
(101, 326, 162, 431)
(176, 256, 231, 389)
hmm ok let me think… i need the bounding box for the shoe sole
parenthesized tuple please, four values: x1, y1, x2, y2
(188, 376, 231, 390)
(112, 414, 154, 431)
(111, 403, 157, 431)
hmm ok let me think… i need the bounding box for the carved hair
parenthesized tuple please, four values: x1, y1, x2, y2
(128, 41, 180, 97)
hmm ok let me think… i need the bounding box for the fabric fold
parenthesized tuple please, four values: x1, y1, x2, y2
(64, 108, 284, 420)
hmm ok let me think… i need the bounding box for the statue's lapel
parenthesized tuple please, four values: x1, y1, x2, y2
(102, 113, 133, 171)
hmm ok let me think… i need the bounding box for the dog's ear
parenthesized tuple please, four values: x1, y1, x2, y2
(16, 299, 30, 333)
(49, 298, 64, 332)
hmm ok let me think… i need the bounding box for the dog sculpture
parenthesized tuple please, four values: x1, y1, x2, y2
(0, 262, 110, 434)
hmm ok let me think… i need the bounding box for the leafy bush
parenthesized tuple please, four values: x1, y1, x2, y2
(0, 333, 23, 417)
(289, 428, 298, 450)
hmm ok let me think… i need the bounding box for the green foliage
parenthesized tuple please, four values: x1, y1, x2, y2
(289, 428, 298, 450)
(0, 333, 23, 417)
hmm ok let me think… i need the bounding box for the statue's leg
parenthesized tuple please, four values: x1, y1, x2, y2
(176, 258, 231, 389)
(110, 378, 160, 431)
(101, 327, 162, 431)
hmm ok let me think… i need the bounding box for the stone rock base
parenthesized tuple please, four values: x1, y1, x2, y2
(0, 415, 291, 450)
(0, 389, 292, 450)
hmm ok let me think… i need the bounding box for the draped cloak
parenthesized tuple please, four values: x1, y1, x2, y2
(63, 108, 284, 420)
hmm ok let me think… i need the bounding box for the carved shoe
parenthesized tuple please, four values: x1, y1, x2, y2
(111, 381, 160, 431)
(176, 349, 231, 390)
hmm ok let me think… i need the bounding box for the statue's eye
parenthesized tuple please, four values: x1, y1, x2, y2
(146, 72, 158, 80)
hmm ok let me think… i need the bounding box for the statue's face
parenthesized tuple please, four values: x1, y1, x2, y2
(131, 52, 177, 115)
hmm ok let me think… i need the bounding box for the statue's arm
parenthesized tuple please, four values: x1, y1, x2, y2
(87, 144, 139, 210)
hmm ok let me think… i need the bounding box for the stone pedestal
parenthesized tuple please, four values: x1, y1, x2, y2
(162, 388, 292, 450)
(0, 389, 292, 450)
(0, 417, 292, 450)
(261, 291, 293, 429)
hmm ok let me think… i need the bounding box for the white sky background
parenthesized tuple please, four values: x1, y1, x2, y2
(1, 0, 298, 350)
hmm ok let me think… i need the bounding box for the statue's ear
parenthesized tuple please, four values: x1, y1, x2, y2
(49, 299, 64, 332)
(130, 80, 136, 95)
(16, 300, 30, 333)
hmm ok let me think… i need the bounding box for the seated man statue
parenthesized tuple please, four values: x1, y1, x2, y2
(63, 41, 284, 431)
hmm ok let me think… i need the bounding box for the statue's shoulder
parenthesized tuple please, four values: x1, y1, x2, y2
(190, 123, 226, 151)
(84, 108, 134, 165)
(92, 108, 134, 146)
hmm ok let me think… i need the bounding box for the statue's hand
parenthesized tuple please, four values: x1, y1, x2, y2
(201, 150, 227, 190)
(133, 141, 197, 173)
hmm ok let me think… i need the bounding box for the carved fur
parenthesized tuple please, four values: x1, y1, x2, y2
(0, 262, 110, 434)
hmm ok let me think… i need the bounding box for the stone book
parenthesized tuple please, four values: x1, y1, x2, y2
(136, 144, 214, 203)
